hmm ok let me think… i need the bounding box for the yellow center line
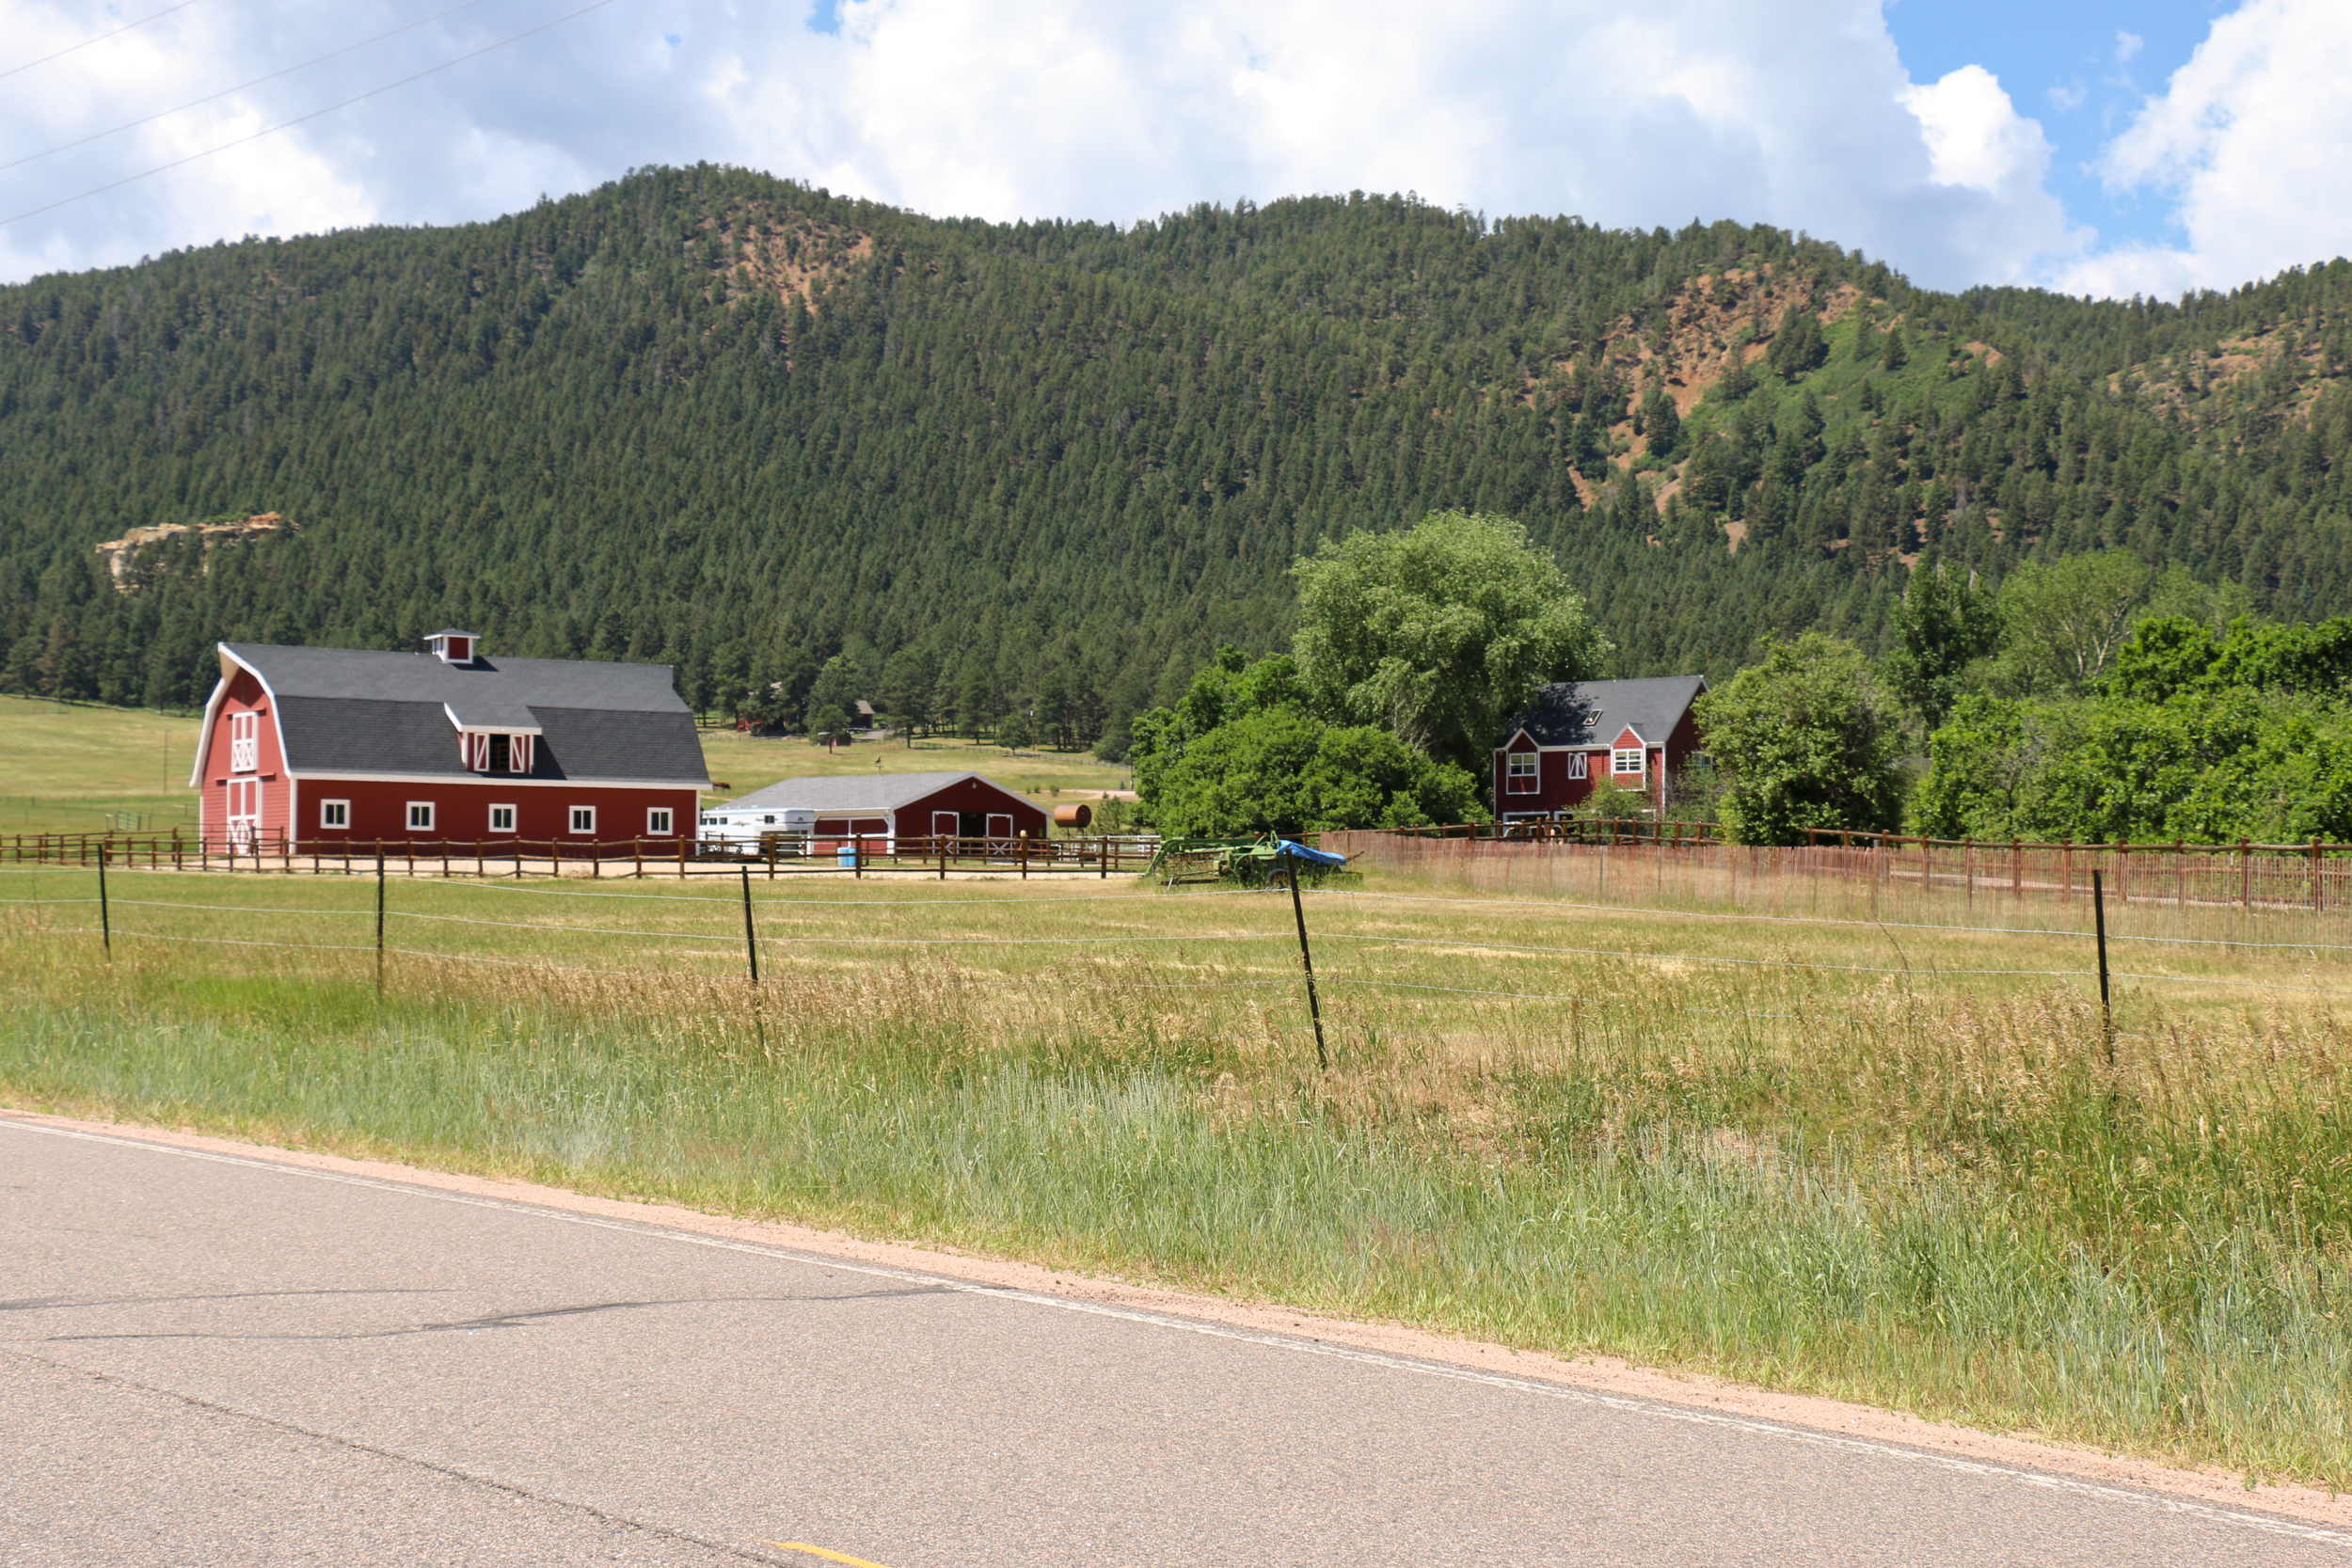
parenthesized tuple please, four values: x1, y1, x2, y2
(765, 1544, 898, 1568)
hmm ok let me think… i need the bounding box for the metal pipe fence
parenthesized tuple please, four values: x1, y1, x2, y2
(1321, 826, 2352, 948)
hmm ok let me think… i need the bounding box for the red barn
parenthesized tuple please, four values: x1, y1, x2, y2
(703, 771, 1049, 851)
(191, 631, 709, 857)
(1491, 676, 1708, 823)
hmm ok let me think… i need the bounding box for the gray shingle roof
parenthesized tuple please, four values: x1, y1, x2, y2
(721, 771, 1012, 813)
(1502, 676, 1708, 749)
(229, 643, 707, 784)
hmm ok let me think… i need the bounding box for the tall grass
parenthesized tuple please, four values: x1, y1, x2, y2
(5, 895, 2349, 1488)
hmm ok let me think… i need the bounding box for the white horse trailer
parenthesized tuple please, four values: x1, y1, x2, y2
(697, 804, 816, 857)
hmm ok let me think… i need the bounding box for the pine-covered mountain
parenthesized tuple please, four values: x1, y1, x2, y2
(3, 163, 2348, 746)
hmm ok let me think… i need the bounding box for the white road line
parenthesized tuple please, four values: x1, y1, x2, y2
(9, 1117, 2347, 1549)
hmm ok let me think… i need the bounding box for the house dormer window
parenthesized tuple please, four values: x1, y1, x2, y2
(425, 629, 480, 664)
(1505, 752, 1538, 793)
(229, 711, 259, 772)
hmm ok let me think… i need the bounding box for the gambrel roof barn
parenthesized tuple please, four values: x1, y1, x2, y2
(192, 631, 708, 855)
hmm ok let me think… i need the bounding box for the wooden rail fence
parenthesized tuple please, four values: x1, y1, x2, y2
(3, 830, 1160, 879)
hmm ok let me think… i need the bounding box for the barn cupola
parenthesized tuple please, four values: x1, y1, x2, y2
(425, 629, 482, 665)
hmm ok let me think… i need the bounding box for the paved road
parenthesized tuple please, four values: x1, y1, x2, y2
(3, 1119, 2343, 1567)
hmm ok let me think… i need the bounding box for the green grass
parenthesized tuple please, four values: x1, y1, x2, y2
(5, 865, 2350, 1487)
(0, 694, 202, 836)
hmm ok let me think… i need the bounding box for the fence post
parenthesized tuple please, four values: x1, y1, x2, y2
(2314, 837, 2325, 914)
(1018, 833, 1027, 880)
(374, 846, 386, 997)
(1964, 836, 1973, 909)
(2011, 838, 2021, 900)
(97, 843, 111, 960)
(2091, 868, 2112, 1068)
(939, 834, 947, 880)
(1100, 832, 1108, 879)
(2061, 839, 2072, 905)
(635, 837, 644, 879)
(856, 834, 866, 879)
(2176, 839, 2185, 911)
(1283, 851, 1329, 1072)
(740, 865, 759, 985)
(679, 833, 688, 879)
(2241, 840, 2251, 911)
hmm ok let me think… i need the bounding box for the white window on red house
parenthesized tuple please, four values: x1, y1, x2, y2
(320, 799, 350, 829)
(407, 801, 436, 832)
(646, 807, 674, 836)
(489, 804, 516, 832)
(568, 805, 596, 835)
(229, 711, 259, 773)
(1505, 752, 1538, 793)
(1612, 748, 1645, 777)
(1568, 752, 1590, 780)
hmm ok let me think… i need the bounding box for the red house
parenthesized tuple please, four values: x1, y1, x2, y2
(191, 631, 710, 856)
(1491, 676, 1708, 823)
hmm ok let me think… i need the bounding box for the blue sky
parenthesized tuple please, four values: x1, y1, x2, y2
(2, 0, 2346, 297)
(1883, 0, 2222, 259)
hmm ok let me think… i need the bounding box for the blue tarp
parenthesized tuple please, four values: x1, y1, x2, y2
(1275, 839, 1347, 866)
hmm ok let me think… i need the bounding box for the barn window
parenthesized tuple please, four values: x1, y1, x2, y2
(489, 804, 516, 832)
(1567, 753, 1590, 779)
(1505, 752, 1538, 793)
(229, 711, 259, 773)
(568, 805, 596, 835)
(646, 807, 674, 835)
(406, 801, 436, 832)
(1612, 749, 1644, 777)
(319, 799, 349, 829)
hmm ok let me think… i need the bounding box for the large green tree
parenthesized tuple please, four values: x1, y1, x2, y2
(1882, 562, 2002, 733)
(1292, 510, 1611, 776)
(1697, 633, 1908, 844)
(1130, 646, 1482, 834)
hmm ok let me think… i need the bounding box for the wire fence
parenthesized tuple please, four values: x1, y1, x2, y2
(4, 844, 2339, 1056)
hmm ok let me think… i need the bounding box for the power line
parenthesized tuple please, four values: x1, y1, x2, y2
(1, 0, 625, 230)
(1, 0, 210, 82)
(2, 0, 506, 175)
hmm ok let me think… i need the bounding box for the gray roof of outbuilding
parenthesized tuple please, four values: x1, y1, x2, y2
(720, 771, 1025, 813)
(226, 643, 707, 784)
(1502, 676, 1708, 749)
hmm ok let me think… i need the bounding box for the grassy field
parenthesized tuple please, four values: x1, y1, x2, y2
(699, 728, 1134, 806)
(0, 695, 1135, 838)
(0, 694, 202, 836)
(5, 858, 2350, 1487)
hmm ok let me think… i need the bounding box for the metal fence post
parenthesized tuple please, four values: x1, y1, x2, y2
(374, 846, 387, 997)
(740, 866, 759, 985)
(1284, 850, 1329, 1072)
(97, 843, 111, 960)
(2092, 868, 2112, 1068)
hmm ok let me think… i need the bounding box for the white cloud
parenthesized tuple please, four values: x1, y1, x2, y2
(2052, 0, 2352, 297)
(0, 0, 2090, 292)
(2114, 31, 2144, 64)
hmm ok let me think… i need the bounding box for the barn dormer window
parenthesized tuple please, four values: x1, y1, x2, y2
(425, 629, 480, 664)
(464, 732, 533, 773)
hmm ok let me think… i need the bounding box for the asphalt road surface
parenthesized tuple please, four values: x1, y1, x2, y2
(4, 1117, 2344, 1566)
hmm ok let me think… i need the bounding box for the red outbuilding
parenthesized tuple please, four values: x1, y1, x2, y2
(191, 631, 710, 857)
(1490, 676, 1708, 823)
(702, 771, 1049, 851)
